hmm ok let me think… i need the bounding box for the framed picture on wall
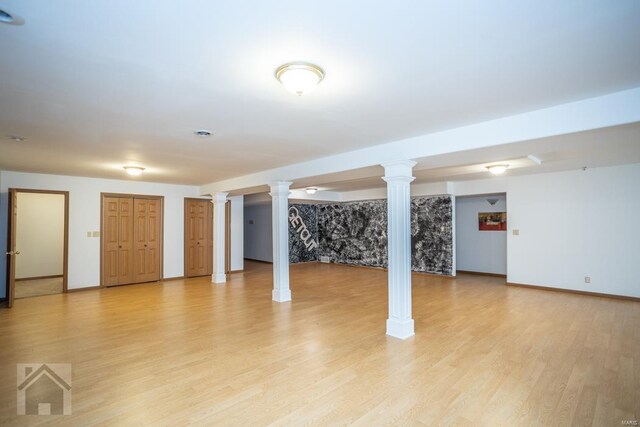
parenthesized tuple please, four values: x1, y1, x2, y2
(478, 212, 507, 231)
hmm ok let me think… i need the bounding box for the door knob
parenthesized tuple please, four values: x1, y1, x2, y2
(5, 251, 20, 255)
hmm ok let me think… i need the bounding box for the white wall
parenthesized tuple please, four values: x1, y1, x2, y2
(0, 171, 201, 293)
(228, 195, 244, 271)
(15, 192, 65, 278)
(243, 203, 272, 262)
(455, 194, 507, 275)
(454, 163, 640, 298)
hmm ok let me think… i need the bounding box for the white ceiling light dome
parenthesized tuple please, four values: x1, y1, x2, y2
(0, 8, 24, 25)
(487, 164, 509, 175)
(124, 166, 145, 176)
(305, 187, 318, 194)
(275, 62, 325, 96)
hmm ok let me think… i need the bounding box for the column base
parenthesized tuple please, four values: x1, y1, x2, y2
(212, 272, 226, 284)
(272, 289, 291, 302)
(386, 318, 415, 339)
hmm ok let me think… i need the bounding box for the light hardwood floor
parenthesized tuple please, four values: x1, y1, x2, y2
(0, 261, 638, 425)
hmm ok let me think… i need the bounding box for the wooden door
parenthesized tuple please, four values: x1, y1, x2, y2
(102, 197, 135, 286)
(133, 198, 161, 283)
(146, 198, 161, 282)
(118, 198, 135, 284)
(103, 197, 120, 286)
(5, 189, 17, 307)
(185, 199, 212, 278)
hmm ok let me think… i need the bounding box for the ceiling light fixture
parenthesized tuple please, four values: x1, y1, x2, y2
(8, 135, 26, 142)
(275, 62, 325, 96)
(194, 130, 212, 137)
(123, 166, 145, 176)
(487, 165, 508, 175)
(0, 8, 24, 25)
(0, 9, 14, 23)
(305, 187, 318, 195)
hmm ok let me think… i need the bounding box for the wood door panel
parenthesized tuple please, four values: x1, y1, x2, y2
(102, 195, 161, 287)
(188, 247, 196, 270)
(103, 197, 122, 286)
(106, 217, 118, 243)
(195, 245, 205, 270)
(118, 198, 134, 285)
(185, 199, 212, 278)
(146, 199, 160, 281)
(133, 199, 148, 283)
(106, 251, 118, 278)
(148, 248, 158, 280)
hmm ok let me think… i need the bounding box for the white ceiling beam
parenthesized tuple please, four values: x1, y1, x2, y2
(200, 87, 640, 195)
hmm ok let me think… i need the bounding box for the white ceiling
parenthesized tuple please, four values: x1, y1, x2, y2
(288, 122, 640, 193)
(1, 1, 639, 185)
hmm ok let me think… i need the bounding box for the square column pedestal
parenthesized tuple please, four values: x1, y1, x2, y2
(269, 181, 292, 302)
(211, 192, 228, 284)
(382, 160, 416, 339)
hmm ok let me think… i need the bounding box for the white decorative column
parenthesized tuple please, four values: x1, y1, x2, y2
(382, 160, 416, 339)
(211, 192, 228, 284)
(269, 181, 292, 302)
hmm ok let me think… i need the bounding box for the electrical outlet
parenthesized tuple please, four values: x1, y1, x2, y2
(584, 276, 591, 284)
(512, 229, 520, 236)
(320, 256, 330, 263)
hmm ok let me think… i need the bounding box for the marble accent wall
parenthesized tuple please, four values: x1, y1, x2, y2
(288, 196, 453, 275)
(317, 200, 388, 268)
(288, 203, 319, 263)
(411, 196, 453, 275)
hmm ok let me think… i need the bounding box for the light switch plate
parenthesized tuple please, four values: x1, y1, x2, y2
(92, 231, 100, 237)
(87, 232, 91, 237)
(512, 229, 520, 236)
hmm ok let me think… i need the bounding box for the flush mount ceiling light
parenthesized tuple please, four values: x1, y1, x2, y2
(0, 9, 14, 23)
(487, 164, 509, 175)
(194, 130, 212, 137)
(8, 135, 26, 142)
(305, 187, 318, 195)
(123, 166, 145, 176)
(275, 62, 325, 96)
(0, 8, 24, 25)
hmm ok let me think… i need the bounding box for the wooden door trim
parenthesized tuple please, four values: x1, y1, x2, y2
(7, 188, 70, 299)
(100, 193, 164, 287)
(101, 192, 163, 200)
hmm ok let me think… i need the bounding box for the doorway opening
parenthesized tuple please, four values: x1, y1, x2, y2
(455, 193, 507, 278)
(6, 189, 69, 306)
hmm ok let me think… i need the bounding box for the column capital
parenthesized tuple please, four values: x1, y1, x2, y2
(211, 192, 228, 204)
(381, 160, 417, 179)
(269, 181, 293, 197)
